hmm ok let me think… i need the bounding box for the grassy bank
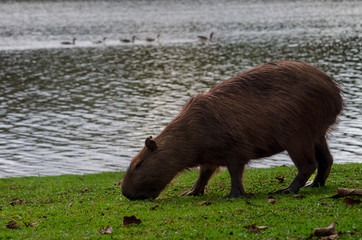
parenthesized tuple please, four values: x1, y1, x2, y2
(0, 163, 361, 239)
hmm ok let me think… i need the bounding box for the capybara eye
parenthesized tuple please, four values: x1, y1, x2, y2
(135, 161, 143, 169)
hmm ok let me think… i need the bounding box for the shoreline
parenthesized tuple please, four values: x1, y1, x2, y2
(1, 163, 360, 239)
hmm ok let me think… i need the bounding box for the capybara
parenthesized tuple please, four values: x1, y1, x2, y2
(121, 60, 343, 200)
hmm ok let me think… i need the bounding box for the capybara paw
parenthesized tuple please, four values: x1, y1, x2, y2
(223, 192, 247, 198)
(273, 188, 292, 194)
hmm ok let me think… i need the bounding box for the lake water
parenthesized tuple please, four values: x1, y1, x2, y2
(0, 0, 361, 178)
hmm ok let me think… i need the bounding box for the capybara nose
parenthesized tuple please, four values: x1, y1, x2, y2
(122, 192, 154, 201)
(122, 187, 156, 201)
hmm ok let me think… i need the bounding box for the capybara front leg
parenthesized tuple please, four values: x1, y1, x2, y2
(224, 159, 246, 198)
(274, 144, 317, 194)
(181, 164, 219, 196)
(305, 137, 333, 188)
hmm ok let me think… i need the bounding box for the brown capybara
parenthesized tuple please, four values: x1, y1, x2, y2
(121, 60, 343, 200)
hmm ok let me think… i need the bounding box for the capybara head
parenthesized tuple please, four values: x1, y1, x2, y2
(121, 136, 177, 200)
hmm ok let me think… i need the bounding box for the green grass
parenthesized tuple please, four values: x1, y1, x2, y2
(0, 163, 361, 239)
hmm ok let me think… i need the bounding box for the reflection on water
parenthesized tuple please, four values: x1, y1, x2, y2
(0, 0, 361, 177)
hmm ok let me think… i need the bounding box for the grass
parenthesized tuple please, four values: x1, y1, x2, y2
(0, 163, 361, 239)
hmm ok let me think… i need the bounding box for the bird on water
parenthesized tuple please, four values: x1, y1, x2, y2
(198, 32, 214, 42)
(146, 34, 160, 42)
(121, 36, 136, 43)
(61, 37, 77, 45)
(92, 37, 107, 44)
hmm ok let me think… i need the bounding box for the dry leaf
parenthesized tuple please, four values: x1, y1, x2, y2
(101, 225, 112, 234)
(123, 215, 141, 226)
(67, 202, 72, 207)
(149, 204, 160, 210)
(275, 176, 286, 183)
(197, 201, 212, 206)
(312, 222, 337, 238)
(10, 199, 23, 206)
(25, 222, 38, 227)
(81, 187, 88, 193)
(244, 223, 269, 232)
(331, 188, 362, 198)
(268, 198, 277, 204)
(293, 194, 306, 199)
(6, 220, 20, 229)
(343, 197, 361, 206)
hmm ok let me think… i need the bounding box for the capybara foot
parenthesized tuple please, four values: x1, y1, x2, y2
(223, 190, 247, 198)
(223, 192, 253, 198)
(223, 193, 242, 198)
(181, 189, 204, 197)
(273, 187, 294, 194)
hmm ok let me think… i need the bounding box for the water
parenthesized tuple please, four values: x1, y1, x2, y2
(0, 0, 361, 178)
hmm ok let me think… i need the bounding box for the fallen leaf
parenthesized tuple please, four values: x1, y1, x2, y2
(149, 204, 160, 210)
(244, 223, 269, 232)
(275, 176, 286, 183)
(197, 201, 212, 206)
(25, 222, 38, 227)
(123, 215, 141, 226)
(293, 194, 306, 199)
(10, 199, 23, 206)
(101, 225, 112, 234)
(312, 222, 337, 238)
(6, 220, 20, 229)
(331, 188, 362, 198)
(81, 187, 88, 193)
(67, 202, 72, 207)
(343, 197, 361, 206)
(268, 198, 277, 204)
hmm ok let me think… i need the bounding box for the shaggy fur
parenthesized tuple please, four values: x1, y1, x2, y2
(121, 60, 343, 200)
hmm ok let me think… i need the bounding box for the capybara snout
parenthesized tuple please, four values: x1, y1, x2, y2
(121, 60, 343, 200)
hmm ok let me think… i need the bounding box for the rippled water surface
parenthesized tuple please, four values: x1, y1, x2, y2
(0, 0, 361, 178)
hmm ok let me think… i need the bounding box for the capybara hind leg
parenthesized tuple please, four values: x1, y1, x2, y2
(305, 138, 333, 188)
(274, 144, 317, 194)
(224, 159, 246, 198)
(181, 165, 219, 196)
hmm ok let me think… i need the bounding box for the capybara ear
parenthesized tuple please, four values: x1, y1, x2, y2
(145, 136, 157, 152)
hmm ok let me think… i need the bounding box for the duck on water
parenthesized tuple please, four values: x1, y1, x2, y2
(146, 34, 160, 42)
(121, 36, 136, 43)
(61, 37, 77, 45)
(92, 37, 107, 44)
(198, 32, 214, 42)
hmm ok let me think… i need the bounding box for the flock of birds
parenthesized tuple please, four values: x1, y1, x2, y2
(61, 32, 214, 45)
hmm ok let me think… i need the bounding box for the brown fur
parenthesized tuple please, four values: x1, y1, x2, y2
(121, 60, 343, 200)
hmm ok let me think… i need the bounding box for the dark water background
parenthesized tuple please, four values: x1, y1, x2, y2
(0, 0, 361, 178)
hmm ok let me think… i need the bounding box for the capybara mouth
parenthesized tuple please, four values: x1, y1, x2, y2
(122, 189, 157, 201)
(126, 194, 156, 201)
